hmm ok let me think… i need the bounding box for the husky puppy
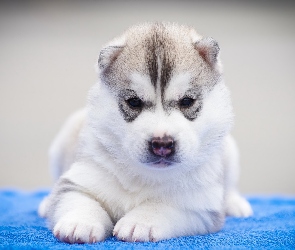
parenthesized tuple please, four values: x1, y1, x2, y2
(39, 22, 253, 243)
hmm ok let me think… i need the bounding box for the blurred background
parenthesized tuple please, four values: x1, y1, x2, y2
(0, 1, 294, 194)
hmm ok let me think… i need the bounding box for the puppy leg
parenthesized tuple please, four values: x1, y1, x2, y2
(49, 109, 86, 180)
(114, 202, 224, 242)
(38, 195, 50, 218)
(46, 177, 113, 243)
(225, 190, 253, 217)
(223, 135, 253, 217)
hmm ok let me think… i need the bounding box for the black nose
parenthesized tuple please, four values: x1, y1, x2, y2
(150, 135, 175, 157)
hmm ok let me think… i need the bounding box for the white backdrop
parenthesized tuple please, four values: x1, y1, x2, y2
(0, 1, 294, 194)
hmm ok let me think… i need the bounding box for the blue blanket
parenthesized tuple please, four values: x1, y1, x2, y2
(0, 190, 294, 249)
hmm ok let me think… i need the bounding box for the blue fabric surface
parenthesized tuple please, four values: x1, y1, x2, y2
(0, 190, 294, 249)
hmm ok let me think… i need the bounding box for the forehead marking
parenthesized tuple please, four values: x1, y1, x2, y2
(164, 72, 192, 100)
(146, 32, 158, 88)
(130, 72, 156, 100)
(160, 51, 174, 100)
(145, 24, 174, 101)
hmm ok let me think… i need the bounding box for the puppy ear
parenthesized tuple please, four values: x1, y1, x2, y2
(98, 45, 124, 70)
(195, 37, 220, 67)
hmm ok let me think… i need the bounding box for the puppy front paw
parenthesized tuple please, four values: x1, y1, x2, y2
(226, 192, 253, 217)
(53, 214, 111, 243)
(113, 214, 168, 242)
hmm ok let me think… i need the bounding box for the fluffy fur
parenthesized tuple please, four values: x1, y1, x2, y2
(39, 22, 252, 244)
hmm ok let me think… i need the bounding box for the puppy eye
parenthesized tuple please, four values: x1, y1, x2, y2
(126, 97, 143, 108)
(179, 97, 195, 108)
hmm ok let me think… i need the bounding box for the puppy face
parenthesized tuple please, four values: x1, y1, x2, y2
(90, 23, 233, 172)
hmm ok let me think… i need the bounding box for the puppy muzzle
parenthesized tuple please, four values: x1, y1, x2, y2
(150, 135, 175, 157)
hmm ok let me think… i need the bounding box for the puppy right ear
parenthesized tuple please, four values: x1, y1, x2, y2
(194, 37, 220, 67)
(98, 45, 125, 70)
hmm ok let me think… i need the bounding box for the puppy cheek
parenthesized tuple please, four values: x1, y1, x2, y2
(177, 126, 201, 161)
(121, 127, 150, 164)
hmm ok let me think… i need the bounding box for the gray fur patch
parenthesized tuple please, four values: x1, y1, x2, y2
(144, 23, 175, 99)
(194, 210, 224, 234)
(118, 89, 154, 122)
(179, 88, 203, 121)
(54, 178, 83, 196)
(164, 87, 203, 121)
(45, 177, 113, 228)
(145, 30, 158, 87)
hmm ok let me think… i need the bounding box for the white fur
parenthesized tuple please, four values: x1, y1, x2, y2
(129, 73, 156, 101)
(164, 72, 192, 100)
(48, 109, 85, 180)
(39, 23, 252, 244)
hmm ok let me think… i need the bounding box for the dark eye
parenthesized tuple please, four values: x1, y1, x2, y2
(126, 97, 143, 108)
(179, 97, 195, 108)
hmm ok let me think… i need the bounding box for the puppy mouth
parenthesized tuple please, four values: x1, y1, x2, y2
(146, 158, 176, 168)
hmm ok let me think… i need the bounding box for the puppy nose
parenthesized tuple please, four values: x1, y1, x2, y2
(150, 136, 175, 157)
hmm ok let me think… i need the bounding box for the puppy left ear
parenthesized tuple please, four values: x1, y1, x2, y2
(98, 45, 125, 70)
(194, 37, 220, 67)
(98, 34, 126, 70)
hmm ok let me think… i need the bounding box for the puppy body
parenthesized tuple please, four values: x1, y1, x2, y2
(39, 22, 252, 243)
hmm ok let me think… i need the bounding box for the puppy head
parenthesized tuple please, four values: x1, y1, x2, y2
(90, 22, 233, 174)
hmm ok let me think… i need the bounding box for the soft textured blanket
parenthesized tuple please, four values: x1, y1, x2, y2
(0, 190, 294, 249)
